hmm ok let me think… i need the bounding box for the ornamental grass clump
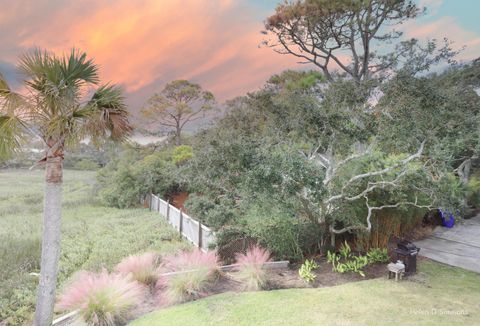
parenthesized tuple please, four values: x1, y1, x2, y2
(234, 245, 271, 291)
(56, 271, 144, 326)
(115, 252, 160, 287)
(157, 249, 219, 304)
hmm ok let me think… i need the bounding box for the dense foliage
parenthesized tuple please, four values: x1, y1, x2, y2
(97, 60, 480, 260)
(96, 0, 480, 260)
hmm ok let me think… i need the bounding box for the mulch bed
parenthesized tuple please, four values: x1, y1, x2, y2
(132, 259, 389, 322)
(268, 259, 387, 289)
(183, 258, 387, 299)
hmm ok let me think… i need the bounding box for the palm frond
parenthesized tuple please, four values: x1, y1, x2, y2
(59, 48, 99, 86)
(0, 72, 28, 114)
(3, 49, 127, 155)
(0, 114, 27, 159)
(19, 48, 100, 118)
(0, 72, 29, 158)
(79, 84, 132, 143)
(18, 48, 54, 82)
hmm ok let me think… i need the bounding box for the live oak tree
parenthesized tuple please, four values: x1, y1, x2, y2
(262, 0, 469, 244)
(141, 80, 215, 146)
(264, 0, 426, 81)
(275, 78, 439, 245)
(0, 49, 131, 326)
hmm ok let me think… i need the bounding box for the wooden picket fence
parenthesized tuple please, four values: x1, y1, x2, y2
(148, 194, 215, 252)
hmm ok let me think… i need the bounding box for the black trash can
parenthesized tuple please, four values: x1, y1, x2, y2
(394, 240, 420, 275)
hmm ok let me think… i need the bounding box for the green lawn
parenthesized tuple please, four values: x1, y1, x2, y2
(131, 260, 480, 326)
(0, 169, 189, 325)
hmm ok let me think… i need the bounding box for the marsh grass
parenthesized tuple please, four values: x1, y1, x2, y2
(0, 169, 190, 325)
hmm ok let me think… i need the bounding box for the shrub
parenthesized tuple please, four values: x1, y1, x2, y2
(234, 245, 271, 291)
(172, 145, 194, 165)
(115, 252, 160, 287)
(298, 259, 318, 283)
(366, 248, 389, 264)
(185, 194, 239, 229)
(97, 149, 178, 208)
(466, 174, 480, 208)
(183, 194, 216, 224)
(73, 158, 101, 171)
(244, 211, 324, 261)
(56, 271, 144, 326)
(158, 250, 219, 304)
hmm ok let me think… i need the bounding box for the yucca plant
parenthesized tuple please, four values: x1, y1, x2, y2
(0, 48, 131, 325)
(56, 271, 144, 326)
(157, 249, 219, 304)
(234, 245, 271, 291)
(115, 252, 160, 287)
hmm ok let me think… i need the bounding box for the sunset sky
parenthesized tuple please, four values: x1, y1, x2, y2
(1, 0, 479, 113)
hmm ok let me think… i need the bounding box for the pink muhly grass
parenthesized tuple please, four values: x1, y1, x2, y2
(114, 252, 160, 286)
(234, 245, 271, 291)
(161, 249, 219, 273)
(56, 270, 144, 326)
(157, 249, 219, 304)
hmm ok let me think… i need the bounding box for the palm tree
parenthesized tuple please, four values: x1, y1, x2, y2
(0, 48, 132, 326)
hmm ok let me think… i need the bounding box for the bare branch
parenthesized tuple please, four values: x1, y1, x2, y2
(343, 140, 425, 189)
(330, 194, 434, 234)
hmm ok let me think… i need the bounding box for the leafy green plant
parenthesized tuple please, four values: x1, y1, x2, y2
(327, 246, 369, 277)
(298, 259, 318, 283)
(339, 241, 352, 259)
(366, 248, 389, 264)
(349, 256, 368, 277)
(334, 256, 368, 277)
(326, 251, 339, 265)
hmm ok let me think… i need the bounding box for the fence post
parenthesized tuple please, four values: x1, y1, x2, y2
(179, 210, 184, 235)
(157, 194, 160, 212)
(166, 200, 170, 221)
(198, 222, 203, 250)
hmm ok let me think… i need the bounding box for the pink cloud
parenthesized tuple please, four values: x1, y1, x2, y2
(3, 0, 479, 111)
(402, 16, 480, 61)
(13, 0, 299, 105)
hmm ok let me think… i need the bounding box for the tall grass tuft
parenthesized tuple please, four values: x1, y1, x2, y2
(56, 271, 144, 326)
(115, 252, 160, 287)
(234, 245, 271, 291)
(157, 249, 219, 304)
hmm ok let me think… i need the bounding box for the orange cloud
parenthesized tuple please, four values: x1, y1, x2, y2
(15, 0, 299, 107)
(6, 0, 479, 112)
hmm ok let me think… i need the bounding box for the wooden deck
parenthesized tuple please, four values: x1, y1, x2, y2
(415, 214, 480, 273)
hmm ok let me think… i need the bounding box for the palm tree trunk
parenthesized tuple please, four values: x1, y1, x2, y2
(34, 156, 63, 326)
